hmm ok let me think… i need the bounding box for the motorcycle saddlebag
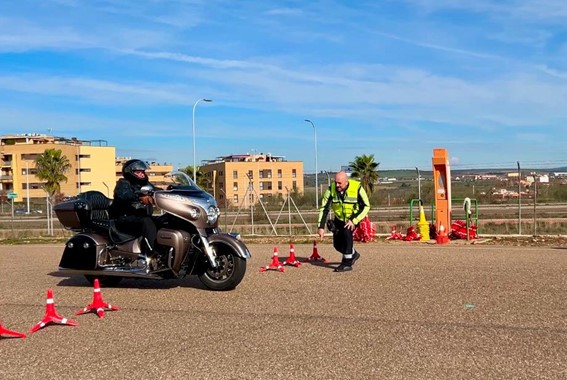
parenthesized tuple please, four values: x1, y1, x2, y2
(59, 234, 105, 270)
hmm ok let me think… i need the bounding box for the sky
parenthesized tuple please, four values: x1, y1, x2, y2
(1, 0, 566, 173)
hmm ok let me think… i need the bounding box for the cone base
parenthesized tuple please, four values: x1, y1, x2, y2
(0, 323, 27, 339)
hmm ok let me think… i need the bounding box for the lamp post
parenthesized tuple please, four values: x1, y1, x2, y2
(26, 162, 30, 214)
(532, 173, 537, 236)
(305, 119, 318, 209)
(192, 98, 213, 182)
(415, 167, 421, 201)
(517, 161, 521, 235)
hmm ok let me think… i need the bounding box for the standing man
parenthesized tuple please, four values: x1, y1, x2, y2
(317, 171, 371, 272)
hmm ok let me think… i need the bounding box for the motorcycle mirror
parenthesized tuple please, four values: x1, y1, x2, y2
(140, 185, 154, 194)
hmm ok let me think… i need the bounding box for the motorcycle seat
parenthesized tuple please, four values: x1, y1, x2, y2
(78, 191, 138, 244)
(78, 191, 112, 231)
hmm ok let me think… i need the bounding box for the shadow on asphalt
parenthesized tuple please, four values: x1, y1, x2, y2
(48, 271, 208, 290)
(296, 256, 340, 270)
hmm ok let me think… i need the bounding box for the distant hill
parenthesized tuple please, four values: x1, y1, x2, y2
(303, 166, 567, 185)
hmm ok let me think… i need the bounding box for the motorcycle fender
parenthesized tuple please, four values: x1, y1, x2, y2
(59, 233, 107, 270)
(207, 233, 251, 259)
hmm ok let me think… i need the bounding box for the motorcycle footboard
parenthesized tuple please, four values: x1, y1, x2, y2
(57, 268, 163, 280)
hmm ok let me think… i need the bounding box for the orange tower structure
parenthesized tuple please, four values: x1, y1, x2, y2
(432, 148, 452, 235)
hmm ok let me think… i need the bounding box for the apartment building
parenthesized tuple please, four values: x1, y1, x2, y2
(114, 158, 173, 189)
(0, 134, 174, 203)
(0, 134, 116, 202)
(200, 153, 304, 208)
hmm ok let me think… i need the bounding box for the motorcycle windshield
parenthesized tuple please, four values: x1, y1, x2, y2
(164, 171, 202, 190)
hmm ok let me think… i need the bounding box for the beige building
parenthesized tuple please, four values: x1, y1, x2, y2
(114, 158, 173, 189)
(0, 134, 174, 204)
(0, 134, 116, 202)
(200, 153, 304, 208)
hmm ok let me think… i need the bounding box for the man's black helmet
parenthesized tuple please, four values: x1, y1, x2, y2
(122, 159, 150, 184)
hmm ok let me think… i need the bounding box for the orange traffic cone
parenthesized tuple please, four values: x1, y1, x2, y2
(436, 224, 450, 244)
(302, 240, 328, 263)
(76, 278, 120, 318)
(30, 289, 78, 333)
(260, 247, 285, 272)
(0, 321, 26, 339)
(283, 243, 301, 267)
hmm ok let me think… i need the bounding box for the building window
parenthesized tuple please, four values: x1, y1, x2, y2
(233, 182, 238, 191)
(259, 182, 263, 190)
(259, 170, 263, 179)
(248, 170, 253, 179)
(233, 170, 238, 179)
(261, 181, 272, 190)
(293, 181, 297, 190)
(278, 169, 282, 178)
(292, 169, 297, 178)
(278, 181, 283, 190)
(233, 194, 238, 204)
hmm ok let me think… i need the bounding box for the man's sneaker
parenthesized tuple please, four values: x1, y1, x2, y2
(351, 251, 361, 266)
(334, 264, 353, 272)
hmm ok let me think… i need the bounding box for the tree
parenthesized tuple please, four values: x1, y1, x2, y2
(180, 165, 207, 188)
(349, 154, 380, 195)
(34, 149, 71, 203)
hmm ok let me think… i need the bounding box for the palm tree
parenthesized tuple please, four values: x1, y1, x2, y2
(349, 154, 380, 194)
(34, 149, 72, 203)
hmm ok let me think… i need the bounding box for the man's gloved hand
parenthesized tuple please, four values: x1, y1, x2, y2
(139, 195, 153, 205)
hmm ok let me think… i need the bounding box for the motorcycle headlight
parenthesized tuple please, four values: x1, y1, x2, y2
(207, 206, 220, 225)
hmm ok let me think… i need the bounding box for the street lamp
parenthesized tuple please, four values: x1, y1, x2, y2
(415, 167, 421, 201)
(26, 162, 30, 214)
(517, 161, 521, 235)
(305, 119, 318, 209)
(192, 98, 213, 182)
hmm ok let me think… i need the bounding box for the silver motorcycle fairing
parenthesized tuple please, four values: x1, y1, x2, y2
(154, 190, 219, 229)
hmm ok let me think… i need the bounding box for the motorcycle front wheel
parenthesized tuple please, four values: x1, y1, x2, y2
(198, 241, 247, 291)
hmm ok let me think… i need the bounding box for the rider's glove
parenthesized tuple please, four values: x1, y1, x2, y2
(139, 195, 153, 205)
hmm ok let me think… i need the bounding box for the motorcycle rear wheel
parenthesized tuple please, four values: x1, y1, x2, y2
(198, 241, 247, 291)
(84, 275, 123, 287)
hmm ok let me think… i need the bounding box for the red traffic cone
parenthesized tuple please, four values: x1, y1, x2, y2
(302, 240, 328, 263)
(30, 289, 78, 333)
(436, 224, 450, 244)
(260, 247, 285, 272)
(76, 278, 120, 318)
(0, 322, 27, 339)
(283, 243, 301, 267)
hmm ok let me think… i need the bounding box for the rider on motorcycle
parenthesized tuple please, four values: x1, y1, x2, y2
(110, 159, 158, 262)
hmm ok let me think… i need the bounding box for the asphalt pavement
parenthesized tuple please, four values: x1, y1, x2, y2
(0, 241, 566, 380)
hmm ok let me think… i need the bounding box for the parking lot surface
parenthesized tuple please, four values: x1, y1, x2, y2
(0, 242, 566, 379)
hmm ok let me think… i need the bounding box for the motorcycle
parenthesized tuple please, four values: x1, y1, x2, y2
(54, 171, 250, 290)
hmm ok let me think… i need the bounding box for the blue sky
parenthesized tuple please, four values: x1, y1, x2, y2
(1, 0, 566, 173)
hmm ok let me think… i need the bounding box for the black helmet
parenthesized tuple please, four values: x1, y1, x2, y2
(122, 159, 150, 184)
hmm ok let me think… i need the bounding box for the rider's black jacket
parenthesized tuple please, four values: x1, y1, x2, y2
(110, 178, 153, 218)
